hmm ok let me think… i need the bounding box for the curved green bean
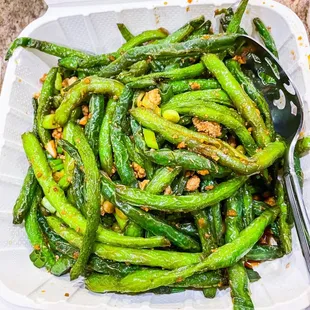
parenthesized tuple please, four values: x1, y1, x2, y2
(54, 77, 124, 126)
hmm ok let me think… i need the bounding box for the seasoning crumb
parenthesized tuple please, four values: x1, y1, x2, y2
(197, 169, 209, 176)
(64, 293, 70, 297)
(186, 6, 190, 12)
(192, 117, 222, 137)
(227, 209, 237, 217)
(41, 290, 46, 293)
(139, 179, 150, 190)
(298, 36, 302, 40)
(185, 175, 200, 191)
(177, 141, 186, 149)
(189, 82, 201, 90)
(164, 186, 172, 195)
(163, 1, 168, 4)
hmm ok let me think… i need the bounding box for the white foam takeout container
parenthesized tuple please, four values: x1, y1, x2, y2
(1, 0, 310, 309)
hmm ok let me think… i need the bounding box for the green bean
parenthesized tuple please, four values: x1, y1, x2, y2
(164, 102, 257, 155)
(226, 0, 249, 34)
(246, 268, 261, 283)
(131, 108, 285, 174)
(99, 99, 117, 175)
(117, 28, 168, 55)
(69, 124, 101, 280)
(163, 98, 243, 124)
(296, 136, 310, 157)
(202, 54, 270, 148)
(50, 256, 75, 277)
(245, 245, 283, 261)
(54, 77, 124, 126)
(124, 222, 144, 237)
(275, 178, 292, 254)
(201, 178, 224, 246)
(47, 216, 202, 269)
(117, 23, 134, 41)
(187, 20, 212, 40)
(175, 222, 198, 238)
(85, 207, 279, 293)
(32, 98, 39, 137)
(58, 54, 113, 70)
(100, 173, 201, 252)
(38, 211, 79, 257)
(22, 132, 169, 248)
(226, 59, 275, 141)
(225, 189, 254, 310)
(242, 183, 254, 227)
(111, 87, 137, 186)
(130, 116, 154, 178)
(37, 67, 58, 157)
(116, 176, 248, 212)
(158, 16, 205, 44)
(153, 24, 193, 45)
(228, 261, 254, 309)
(25, 187, 56, 270)
(294, 154, 303, 187)
(192, 205, 218, 297)
(171, 270, 224, 289)
(126, 62, 205, 86)
(117, 60, 150, 82)
(145, 149, 231, 178)
(168, 79, 220, 94)
(13, 167, 38, 224)
(122, 134, 145, 168)
(61, 121, 76, 190)
(164, 89, 233, 108)
(253, 18, 278, 58)
(5, 37, 91, 60)
(79, 34, 238, 77)
(145, 166, 182, 194)
(84, 94, 105, 157)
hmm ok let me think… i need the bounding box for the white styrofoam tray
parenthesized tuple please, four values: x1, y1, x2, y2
(1, 0, 310, 309)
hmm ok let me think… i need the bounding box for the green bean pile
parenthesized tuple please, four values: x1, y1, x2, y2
(7, 0, 310, 307)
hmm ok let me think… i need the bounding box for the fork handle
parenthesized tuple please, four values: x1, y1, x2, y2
(284, 172, 310, 272)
